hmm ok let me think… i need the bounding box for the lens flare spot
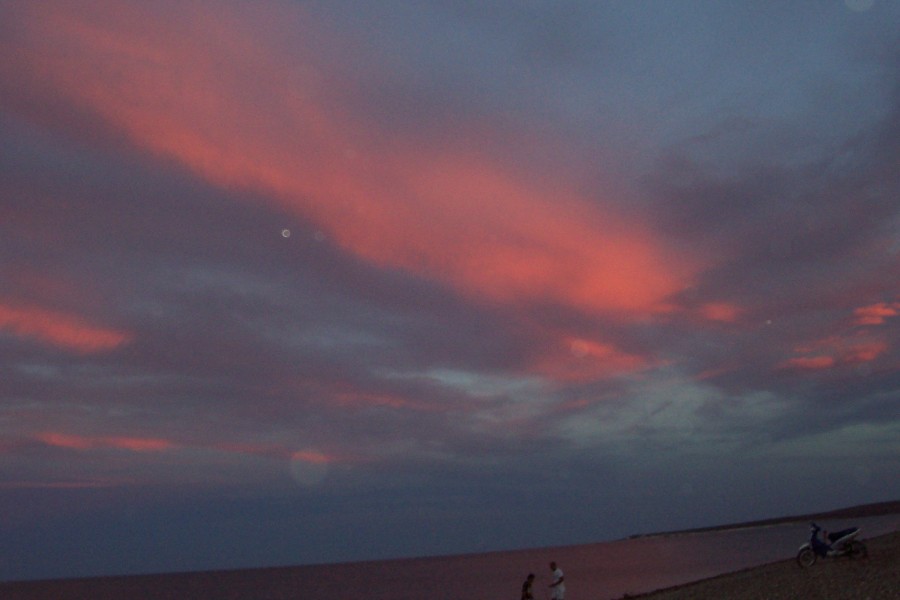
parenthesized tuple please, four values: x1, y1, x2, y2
(570, 339, 591, 358)
(289, 449, 330, 487)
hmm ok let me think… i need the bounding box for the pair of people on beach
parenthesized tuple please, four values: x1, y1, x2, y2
(521, 561, 565, 600)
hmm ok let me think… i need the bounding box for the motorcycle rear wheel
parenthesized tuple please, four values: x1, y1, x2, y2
(848, 540, 868, 559)
(797, 547, 816, 568)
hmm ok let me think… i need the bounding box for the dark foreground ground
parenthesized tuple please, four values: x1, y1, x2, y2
(625, 530, 900, 600)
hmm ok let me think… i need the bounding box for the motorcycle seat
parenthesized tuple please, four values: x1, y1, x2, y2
(826, 527, 858, 543)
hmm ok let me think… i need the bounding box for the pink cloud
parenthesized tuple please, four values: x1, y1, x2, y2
(778, 355, 836, 371)
(36, 432, 175, 452)
(698, 302, 743, 323)
(32, 432, 359, 475)
(291, 449, 335, 465)
(3, 0, 706, 322)
(530, 334, 648, 383)
(35, 433, 352, 464)
(853, 301, 900, 326)
(778, 335, 889, 372)
(0, 302, 132, 354)
(842, 341, 889, 364)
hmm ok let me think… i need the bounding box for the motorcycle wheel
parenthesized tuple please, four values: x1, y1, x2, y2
(796, 547, 816, 568)
(848, 540, 868, 559)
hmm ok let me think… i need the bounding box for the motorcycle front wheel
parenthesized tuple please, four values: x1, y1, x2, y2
(848, 540, 868, 559)
(797, 547, 817, 568)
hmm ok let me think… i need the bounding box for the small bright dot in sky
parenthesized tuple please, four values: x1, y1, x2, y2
(281, 229, 291, 238)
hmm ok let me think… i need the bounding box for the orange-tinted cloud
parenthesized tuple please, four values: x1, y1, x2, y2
(531, 335, 648, 383)
(698, 302, 743, 323)
(853, 301, 900, 326)
(0, 302, 132, 353)
(778, 356, 836, 371)
(37, 432, 175, 452)
(291, 449, 335, 465)
(842, 341, 889, 364)
(4, 1, 703, 320)
(35, 433, 357, 470)
(777, 335, 888, 372)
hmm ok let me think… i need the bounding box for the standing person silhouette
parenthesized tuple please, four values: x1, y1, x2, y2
(549, 561, 565, 599)
(520, 573, 535, 600)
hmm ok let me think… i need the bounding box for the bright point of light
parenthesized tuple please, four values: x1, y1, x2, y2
(281, 229, 291, 238)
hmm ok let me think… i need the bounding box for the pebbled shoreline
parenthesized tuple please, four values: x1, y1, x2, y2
(622, 530, 900, 600)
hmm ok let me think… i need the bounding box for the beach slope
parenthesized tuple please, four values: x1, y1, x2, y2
(627, 531, 900, 600)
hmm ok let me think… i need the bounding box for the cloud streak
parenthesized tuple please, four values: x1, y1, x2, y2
(36, 432, 173, 453)
(0, 302, 132, 353)
(5, 0, 702, 322)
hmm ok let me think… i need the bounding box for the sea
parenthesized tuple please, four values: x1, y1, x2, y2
(2, 514, 897, 600)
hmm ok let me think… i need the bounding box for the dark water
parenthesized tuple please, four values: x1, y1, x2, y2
(2, 515, 897, 600)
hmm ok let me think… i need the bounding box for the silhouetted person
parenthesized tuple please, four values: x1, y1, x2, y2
(521, 573, 535, 600)
(549, 561, 565, 599)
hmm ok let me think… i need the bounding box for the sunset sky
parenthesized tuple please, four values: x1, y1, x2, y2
(2, 0, 899, 582)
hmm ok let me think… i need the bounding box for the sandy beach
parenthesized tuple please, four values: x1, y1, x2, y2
(626, 530, 900, 600)
(1, 516, 896, 599)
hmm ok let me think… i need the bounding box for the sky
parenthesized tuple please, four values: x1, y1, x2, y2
(1, 0, 899, 582)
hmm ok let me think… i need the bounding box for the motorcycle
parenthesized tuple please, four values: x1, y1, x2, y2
(796, 522, 867, 567)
